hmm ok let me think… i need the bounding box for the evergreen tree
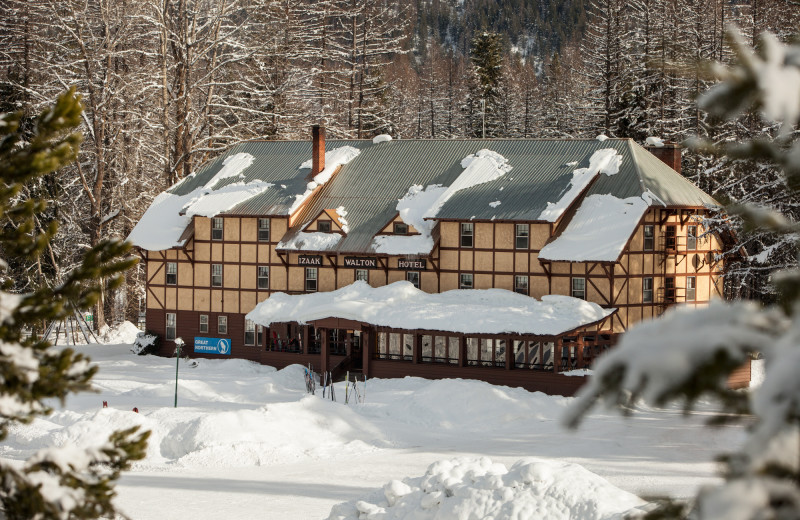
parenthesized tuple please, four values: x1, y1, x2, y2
(0, 89, 149, 519)
(468, 31, 505, 137)
(566, 30, 800, 519)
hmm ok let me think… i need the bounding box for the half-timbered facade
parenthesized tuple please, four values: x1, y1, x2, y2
(129, 129, 729, 395)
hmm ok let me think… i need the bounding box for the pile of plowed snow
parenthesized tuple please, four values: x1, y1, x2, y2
(328, 457, 646, 520)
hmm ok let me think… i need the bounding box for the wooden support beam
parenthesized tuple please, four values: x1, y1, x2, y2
(302, 325, 309, 355)
(320, 328, 329, 383)
(326, 254, 338, 272)
(553, 338, 561, 375)
(505, 336, 512, 370)
(412, 332, 420, 364)
(459, 335, 466, 367)
(362, 327, 372, 378)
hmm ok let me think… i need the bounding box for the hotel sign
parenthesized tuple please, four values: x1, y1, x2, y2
(298, 255, 322, 266)
(398, 258, 427, 270)
(194, 337, 232, 356)
(344, 257, 378, 269)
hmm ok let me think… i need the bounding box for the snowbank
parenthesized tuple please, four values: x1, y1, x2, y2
(539, 194, 649, 262)
(100, 321, 141, 345)
(327, 457, 646, 520)
(538, 148, 622, 222)
(247, 280, 614, 336)
(645, 136, 665, 148)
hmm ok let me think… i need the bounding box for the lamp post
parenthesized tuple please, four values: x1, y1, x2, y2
(174, 337, 184, 408)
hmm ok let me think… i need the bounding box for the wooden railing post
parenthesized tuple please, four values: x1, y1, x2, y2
(320, 328, 329, 383)
(459, 335, 466, 367)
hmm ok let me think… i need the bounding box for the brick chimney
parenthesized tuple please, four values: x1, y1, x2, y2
(312, 125, 325, 177)
(645, 142, 682, 174)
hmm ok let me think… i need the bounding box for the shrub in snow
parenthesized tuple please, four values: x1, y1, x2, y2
(0, 90, 148, 519)
(327, 457, 645, 520)
(565, 31, 800, 520)
(132, 332, 159, 355)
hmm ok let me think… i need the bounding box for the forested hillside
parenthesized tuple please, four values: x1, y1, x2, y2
(0, 0, 796, 325)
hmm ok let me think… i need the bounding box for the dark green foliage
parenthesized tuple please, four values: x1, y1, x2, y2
(0, 89, 149, 519)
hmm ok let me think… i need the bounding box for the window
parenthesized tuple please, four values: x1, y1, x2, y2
(643, 225, 654, 251)
(218, 315, 227, 334)
(515, 224, 529, 249)
(406, 271, 420, 288)
(571, 277, 586, 300)
(199, 314, 208, 333)
(258, 218, 270, 242)
(514, 275, 529, 295)
(166, 262, 177, 285)
(258, 266, 269, 290)
(212, 217, 223, 241)
(665, 277, 675, 302)
(460, 273, 473, 289)
(393, 222, 408, 235)
(686, 276, 696, 301)
(642, 277, 653, 303)
(355, 269, 368, 282)
(305, 267, 318, 292)
(211, 264, 222, 287)
(665, 225, 676, 250)
(166, 313, 176, 340)
(687, 225, 698, 250)
(244, 319, 256, 345)
(257, 325, 264, 346)
(317, 220, 331, 233)
(460, 222, 474, 248)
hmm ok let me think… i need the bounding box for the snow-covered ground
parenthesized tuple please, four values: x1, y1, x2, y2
(1, 328, 748, 519)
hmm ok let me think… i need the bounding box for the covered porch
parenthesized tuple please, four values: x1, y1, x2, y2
(248, 281, 618, 396)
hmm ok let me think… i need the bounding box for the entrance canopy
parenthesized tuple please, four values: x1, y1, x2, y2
(246, 281, 615, 336)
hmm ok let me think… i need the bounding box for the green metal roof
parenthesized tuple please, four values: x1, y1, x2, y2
(164, 137, 718, 254)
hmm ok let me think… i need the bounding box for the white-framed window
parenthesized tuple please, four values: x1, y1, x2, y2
(514, 275, 529, 295)
(687, 225, 698, 250)
(166, 313, 176, 340)
(643, 225, 654, 251)
(257, 325, 264, 346)
(686, 276, 697, 301)
(515, 224, 529, 249)
(244, 319, 256, 345)
(571, 277, 586, 300)
(212, 217, 223, 241)
(166, 262, 177, 285)
(199, 314, 208, 333)
(218, 315, 227, 334)
(305, 267, 318, 292)
(211, 264, 222, 287)
(258, 266, 269, 290)
(460, 222, 474, 248)
(642, 277, 653, 303)
(318, 220, 332, 233)
(355, 269, 368, 282)
(258, 218, 270, 242)
(460, 273, 473, 289)
(406, 271, 420, 288)
(394, 222, 408, 235)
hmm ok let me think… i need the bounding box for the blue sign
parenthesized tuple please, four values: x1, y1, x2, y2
(194, 337, 232, 356)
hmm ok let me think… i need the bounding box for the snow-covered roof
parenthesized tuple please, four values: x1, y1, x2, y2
(130, 137, 718, 254)
(539, 194, 650, 262)
(246, 281, 616, 336)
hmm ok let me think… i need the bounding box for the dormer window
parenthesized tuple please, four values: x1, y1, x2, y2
(393, 222, 408, 235)
(318, 221, 332, 233)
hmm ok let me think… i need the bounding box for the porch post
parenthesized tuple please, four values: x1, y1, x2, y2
(302, 325, 309, 355)
(320, 328, 329, 383)
(553, 337, 561, 375)
(576, 333, 585, 368)
(362, 327, 371, 377)
(505, 336, 512, 370)
(412, 331, 420, 364)
(459, 335, 467, 367)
